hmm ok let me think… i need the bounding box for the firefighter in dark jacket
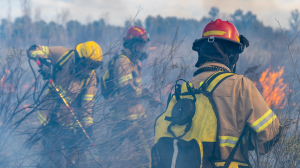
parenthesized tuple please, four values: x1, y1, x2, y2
(27, 41, 102, 167)
(152, 19, 281, 168)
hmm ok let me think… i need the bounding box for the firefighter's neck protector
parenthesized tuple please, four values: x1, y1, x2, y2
(195, 40, 233, 68)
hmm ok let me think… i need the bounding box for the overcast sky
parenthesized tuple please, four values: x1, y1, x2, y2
(0, 0, 299, 29)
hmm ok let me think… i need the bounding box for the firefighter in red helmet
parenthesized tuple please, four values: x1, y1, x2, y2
(152, 19, 281, 168)
(101, 26, 154, 167)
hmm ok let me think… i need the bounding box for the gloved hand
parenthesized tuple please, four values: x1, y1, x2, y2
(38, 58, 52, 80)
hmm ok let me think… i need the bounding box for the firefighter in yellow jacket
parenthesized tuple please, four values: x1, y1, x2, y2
(27, 41, 102, 167)
(152, 19, 281, 168)
(101, 26, 153, 166)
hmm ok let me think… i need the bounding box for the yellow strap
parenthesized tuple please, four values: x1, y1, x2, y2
(80, 70, 95, 88)
(118, 55, 130, 62)
(195, 139, 204, 168)
(180, 82, 193, 94)
(85, 70, 94, 85)
(205, 72, 236, 92)
(102, 70, 110, 89)
(180, 72, 234, 94)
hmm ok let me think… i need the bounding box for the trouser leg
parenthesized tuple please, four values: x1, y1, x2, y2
(64, 127, 93, 168)
(37, 126, 65, 168)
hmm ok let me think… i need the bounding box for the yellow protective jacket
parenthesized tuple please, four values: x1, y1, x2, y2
(27, 44, 97, 127)
(111, 49, 145, 120)
(154, 62, 281, 168)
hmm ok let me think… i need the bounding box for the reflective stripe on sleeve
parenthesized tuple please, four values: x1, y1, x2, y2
(42, 46, 49, 57)
(250, 109, 277, 133)
(118, 74, 133, 84)
(83, 94, 94, 101)
(31, 50, 45, 58)
(82, 117, 93, 124)
(136, 78, 142, 84)
(219, 136, 238, 148)
(37, 111, 48, 125)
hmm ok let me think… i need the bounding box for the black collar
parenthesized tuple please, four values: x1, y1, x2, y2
(193, 66, 230, 77)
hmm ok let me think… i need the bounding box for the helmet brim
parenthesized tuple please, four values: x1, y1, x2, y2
(75, 43, 84, 58)
(192, 36, 241, 51)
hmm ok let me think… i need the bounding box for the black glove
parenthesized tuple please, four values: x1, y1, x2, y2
(38, 58, 52, 80)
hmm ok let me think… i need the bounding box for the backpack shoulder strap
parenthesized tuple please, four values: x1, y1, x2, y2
(118, 54, 130, 62)
(198, 71, 239, 167)
(222, 126, 249, 168)
(200, 71, 236, 93)
(107, 54, 130, 72)
(80, 70, 95, 88)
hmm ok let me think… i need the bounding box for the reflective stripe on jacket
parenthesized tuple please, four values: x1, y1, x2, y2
(28, 44, 97, 127)
(111, 49, 145, 120)
(189, 62, 280, 162)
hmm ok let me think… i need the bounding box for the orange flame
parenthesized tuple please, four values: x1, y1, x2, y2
(24, 104, 30, 111)
(259, 67, 287, 109)
(22, 82, 30, 90)
(0, 73, 15, 93)
(149, 46, 157, 50)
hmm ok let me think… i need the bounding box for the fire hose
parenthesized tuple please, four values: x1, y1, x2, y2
(36, 59, 95, 146)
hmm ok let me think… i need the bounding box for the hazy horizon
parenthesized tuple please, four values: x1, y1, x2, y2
(0, 0, 299, 29)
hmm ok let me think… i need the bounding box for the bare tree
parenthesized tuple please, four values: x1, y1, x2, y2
(290, 9, 300, 33)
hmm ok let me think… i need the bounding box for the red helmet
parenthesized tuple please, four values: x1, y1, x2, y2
(192, 19, 242, 51)
(124, 26, 150, 43)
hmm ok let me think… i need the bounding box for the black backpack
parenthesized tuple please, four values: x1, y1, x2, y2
(101, 55, 130, 100)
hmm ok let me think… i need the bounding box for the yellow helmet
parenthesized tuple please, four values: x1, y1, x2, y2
(76, 41, 103, 62)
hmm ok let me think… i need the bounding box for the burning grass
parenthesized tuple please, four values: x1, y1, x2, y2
(258, 66, 287, 109)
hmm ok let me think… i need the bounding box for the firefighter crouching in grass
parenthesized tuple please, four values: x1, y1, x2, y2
(27, 41, 102, 167)
(101, 26, 156, 167)
(152, 19, 281, 168)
